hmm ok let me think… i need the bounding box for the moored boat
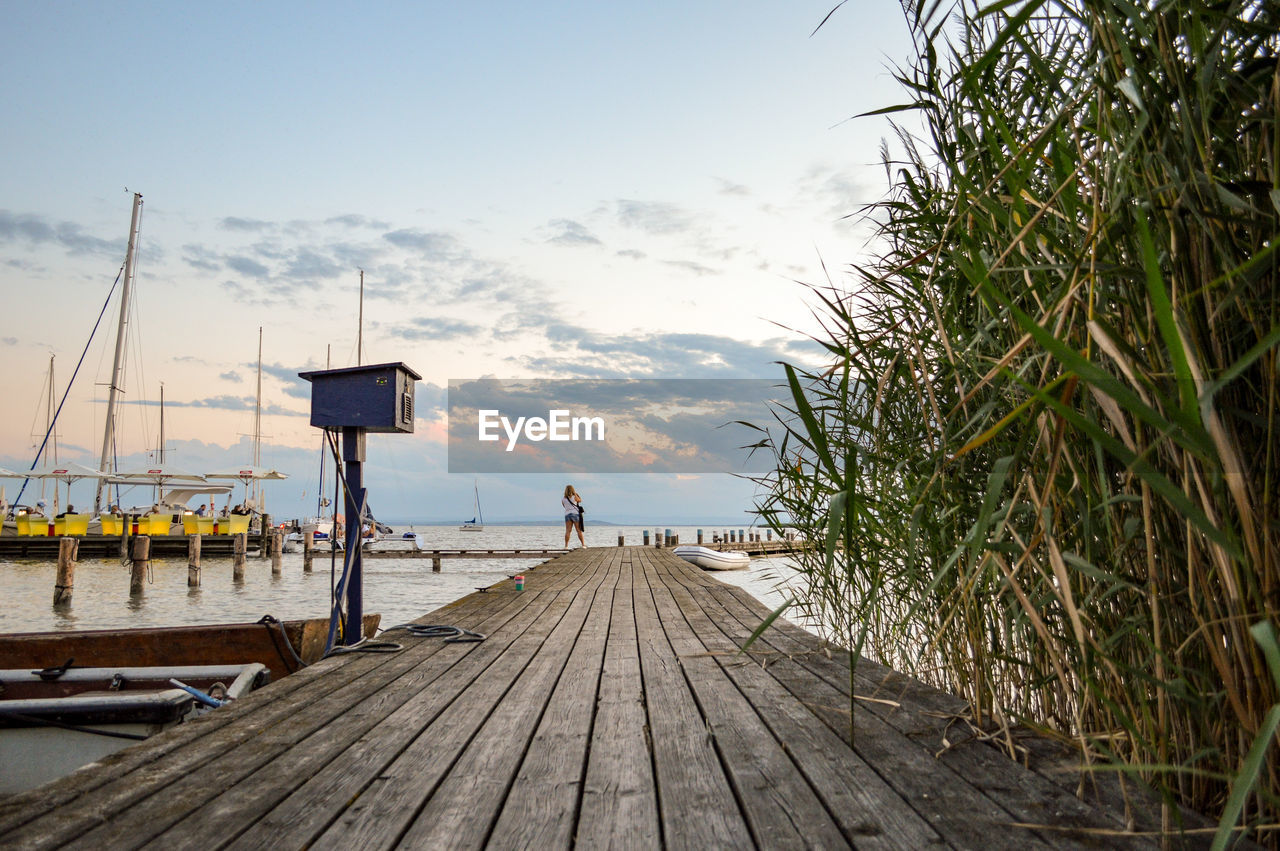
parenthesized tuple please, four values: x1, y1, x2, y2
(0, 662, 268, 795)
(672, 545, 751, 571)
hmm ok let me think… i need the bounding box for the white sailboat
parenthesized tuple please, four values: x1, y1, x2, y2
(459, 480, 484, 531)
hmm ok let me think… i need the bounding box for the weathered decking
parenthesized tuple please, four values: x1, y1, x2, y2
(0, 547, 1210, 849)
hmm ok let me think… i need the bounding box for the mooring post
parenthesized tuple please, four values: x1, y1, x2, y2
(303, 529, 314, 572)
(130, 535, 150, 595)
(270, 529, 282, 576)
(617, 534, 624, 547)
(432, 555, 441, 573)
(697, 529, 703, 545)
(259, 513, 272, 558)
(642, 529, 650, 546)
(188, 533, 202, 587)
(54, 537, 77, 606)
(119, 514, 131, 560)
(233, 532, 247, 581)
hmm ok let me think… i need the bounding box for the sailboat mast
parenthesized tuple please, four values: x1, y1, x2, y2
(254, 326, 263, 511)
(48, 355, 58, 466)
(45, 355, 55, 509)
(158, 384, 165, 464)
(95, 191, 142, 513)
(357, 270, 364, 367)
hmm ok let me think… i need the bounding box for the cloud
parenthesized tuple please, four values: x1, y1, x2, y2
(382, 229, 461, 261)
(515, 323, 824, 379)
(715, 178, 751, 196)
(661, 259, 718, 277)
(284, 249, 344, 282)
(380, 316, 485, 342)
(325, 214, 391, 230)
(120, 395, 303, 416)
(221, 217, 273, 232)
(615, 199, 693, 235)
(219, 371, 243, 382)
(616, 249, 646, 260)
(545, 219, 602, 247)
(182, 244, 222, 272)
(3, 337, 17, 345)
(0, 210, 122, 258)
(227, 256, 270, 279)
(801, 166, 877, 220)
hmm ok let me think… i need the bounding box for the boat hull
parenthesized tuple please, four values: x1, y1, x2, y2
(0, 615, 381, 675)
(0, 663, 268, 795)
(672, 545, 751, 571)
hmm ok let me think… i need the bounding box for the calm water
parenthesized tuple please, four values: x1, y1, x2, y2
(0, 525, 806, 635)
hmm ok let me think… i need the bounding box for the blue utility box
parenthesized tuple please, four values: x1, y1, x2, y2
(299, 362, 421, 433)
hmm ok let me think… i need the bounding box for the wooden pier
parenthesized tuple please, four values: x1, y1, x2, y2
(0, 534, 250, 559)
(0, 547, 1208, 848)
(361, 546, 569, 560)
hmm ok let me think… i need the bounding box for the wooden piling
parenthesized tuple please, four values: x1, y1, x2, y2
(259, 514, 272, 559)
(233, 533, 247, 581)
(642, 530, 650, 546)
(303, 530, 314, 572)
(431, 556, 442, 573)
(617, 534, 625, 547)
(130, 535, 150, 595)
(270, 530, 282, 576)
(53, 537, 77, 607)
(697, 529, 703, 545)
(188, 534, 202, 587)
(119, 515, 131, 560)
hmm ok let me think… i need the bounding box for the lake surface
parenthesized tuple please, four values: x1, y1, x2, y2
(0, 524, 807, 635)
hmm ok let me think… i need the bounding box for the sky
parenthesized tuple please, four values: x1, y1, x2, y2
(0, 1, 915, 524)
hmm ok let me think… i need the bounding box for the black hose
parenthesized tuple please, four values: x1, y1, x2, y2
(383, 624, 487, 643)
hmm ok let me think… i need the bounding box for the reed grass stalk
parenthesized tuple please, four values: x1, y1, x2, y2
(755, 0, 1279, 844)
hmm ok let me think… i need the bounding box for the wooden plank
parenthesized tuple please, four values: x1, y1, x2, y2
(0, 598, 459, 838)
(631, 549, 755, 849)
(296, 555, 615, 850)
(0, 548, 1185, 850)
(140, 588, 567, 851)
(395, 550, 620, 848)
(646, 559, 853, 849)
(705, 582, 1162, 850)
(658, 579, 944, 849)
(486, 550, 620, 848)
(0, 589, 542, 849)
(575, 553, 662, 849)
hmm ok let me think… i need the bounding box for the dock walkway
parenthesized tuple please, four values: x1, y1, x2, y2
(0, 547, 1204, 849)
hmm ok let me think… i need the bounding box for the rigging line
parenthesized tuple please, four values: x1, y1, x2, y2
(12, 265, 126, 510)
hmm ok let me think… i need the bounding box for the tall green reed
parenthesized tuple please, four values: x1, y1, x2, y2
(755, 0, 1279, 843)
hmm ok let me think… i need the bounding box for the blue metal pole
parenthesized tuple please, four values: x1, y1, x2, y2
(342, 427, 365, 645)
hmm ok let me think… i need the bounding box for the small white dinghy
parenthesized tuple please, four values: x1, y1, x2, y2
(673, 545, 751, 571)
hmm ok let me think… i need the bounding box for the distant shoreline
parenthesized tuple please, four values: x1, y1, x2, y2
(383, 519, 763, 528)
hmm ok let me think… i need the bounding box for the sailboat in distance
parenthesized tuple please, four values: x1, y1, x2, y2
(459, 480, 484, 532)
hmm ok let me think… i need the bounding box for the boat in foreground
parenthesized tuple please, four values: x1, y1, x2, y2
(672, 545, 751, 571)
(0, 614, 382, 675)
(0, 662, 268, 795)
(0, 614, 381, 795)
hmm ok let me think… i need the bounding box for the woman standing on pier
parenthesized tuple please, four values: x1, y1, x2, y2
(562, 485, 585, 548)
